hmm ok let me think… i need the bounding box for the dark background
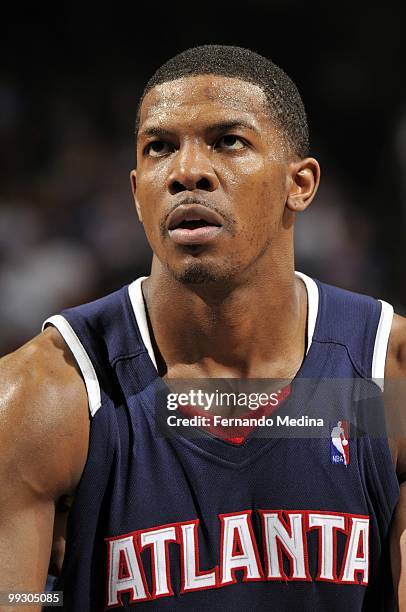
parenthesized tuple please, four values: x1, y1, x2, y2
(1, 8, 406, 354)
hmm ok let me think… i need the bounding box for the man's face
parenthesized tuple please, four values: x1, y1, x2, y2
(133, 74, 295, 284)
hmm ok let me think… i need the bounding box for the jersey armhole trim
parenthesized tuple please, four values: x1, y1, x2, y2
(295, 271, 319, 355)
(128, 277, 158, 370)
(42, 314, 101, 417)
(372, 299, 394, 390)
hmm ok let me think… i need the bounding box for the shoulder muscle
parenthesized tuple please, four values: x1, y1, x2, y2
(386, 313, 406, 379)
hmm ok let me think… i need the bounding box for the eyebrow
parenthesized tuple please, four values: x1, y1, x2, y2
(138, 126, 174, 139)
(138, 119, 260, 140)
(208, 120, 260, 135)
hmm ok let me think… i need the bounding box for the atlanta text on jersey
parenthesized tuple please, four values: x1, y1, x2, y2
(105, 509, 369, 607)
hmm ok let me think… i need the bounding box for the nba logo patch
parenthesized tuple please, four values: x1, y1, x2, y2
(330, 420, 350, 466)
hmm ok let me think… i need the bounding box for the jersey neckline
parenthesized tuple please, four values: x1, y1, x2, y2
(128, 271, 320, 369)
(126, 273, 322, 463)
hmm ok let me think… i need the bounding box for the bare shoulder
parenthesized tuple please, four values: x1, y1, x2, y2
(0, 326, 90, 499)
(386, 313, 406, 378)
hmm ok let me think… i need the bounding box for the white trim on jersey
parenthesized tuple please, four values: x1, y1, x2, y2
(372, 300, 394, 391)
(41, 274, 392, 416)
(294, 271, 319, 355)
(128, 277, 157, 369)
(42, 314, 102, 417)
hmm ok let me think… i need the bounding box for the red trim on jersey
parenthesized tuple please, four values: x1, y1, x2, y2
(357, 531, 364, 558)
(340, 420, 350, 465)
(118, 549, 131, 580)
(231, 530, 244, 557)
(176, 384, 291, 445)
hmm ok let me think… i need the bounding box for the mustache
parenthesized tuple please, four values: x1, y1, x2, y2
(160, 196, 236, 236)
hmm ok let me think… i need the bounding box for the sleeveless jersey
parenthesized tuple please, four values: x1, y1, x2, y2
(43, 272, 399, 611)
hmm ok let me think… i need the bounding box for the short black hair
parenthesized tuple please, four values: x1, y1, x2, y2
(136, 45, 309, 158)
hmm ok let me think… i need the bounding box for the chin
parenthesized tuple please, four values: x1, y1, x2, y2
(170, 262, 221, 284)
(167, 252, 244, 285)
(160, 247, 248, 287)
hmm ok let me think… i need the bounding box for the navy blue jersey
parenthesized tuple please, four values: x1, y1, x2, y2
(43, 273, 399, 611)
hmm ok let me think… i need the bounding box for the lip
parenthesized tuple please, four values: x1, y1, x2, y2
(167, 204, 223, 230)
(169, 225, 223, 245)
(167, 204, 223, 245)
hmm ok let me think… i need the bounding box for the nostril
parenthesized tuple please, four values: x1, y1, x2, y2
(169, 176, 214, 195)
(170, 181, 187, 194)
(196, 177, 211, 190)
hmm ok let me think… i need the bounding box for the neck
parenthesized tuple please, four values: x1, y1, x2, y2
(142, 252, 308, 379)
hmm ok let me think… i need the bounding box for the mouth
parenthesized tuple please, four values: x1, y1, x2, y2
(167, 204, 223, 245)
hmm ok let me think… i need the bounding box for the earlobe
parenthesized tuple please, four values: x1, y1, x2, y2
(130, 170, 143, 223)
(286, 158, 321, 213)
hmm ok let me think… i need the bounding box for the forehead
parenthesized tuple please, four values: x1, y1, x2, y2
(138, 75, 270, 130)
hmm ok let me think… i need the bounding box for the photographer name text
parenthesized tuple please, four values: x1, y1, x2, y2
(167, 415, 324, 428)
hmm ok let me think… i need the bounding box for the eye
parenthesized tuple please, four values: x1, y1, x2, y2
(145, 140, 174, 157)
(216, 135, 246, 150)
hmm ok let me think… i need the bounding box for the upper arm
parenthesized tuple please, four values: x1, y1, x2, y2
(385, 314, 406, 607)
(385, 314, 406, 476)
(0, 327, 89, 601)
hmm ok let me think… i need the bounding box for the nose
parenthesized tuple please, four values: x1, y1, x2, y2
(167, 143, 220, 195)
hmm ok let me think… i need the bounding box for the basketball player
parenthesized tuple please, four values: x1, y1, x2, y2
(1, 45, 406, 611)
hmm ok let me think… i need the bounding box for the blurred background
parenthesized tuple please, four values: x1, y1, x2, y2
(1, 7, 406, 354)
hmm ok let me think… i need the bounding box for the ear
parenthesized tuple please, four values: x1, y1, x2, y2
(130, 169, 143, 223)
(286, 158, 320, 212)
